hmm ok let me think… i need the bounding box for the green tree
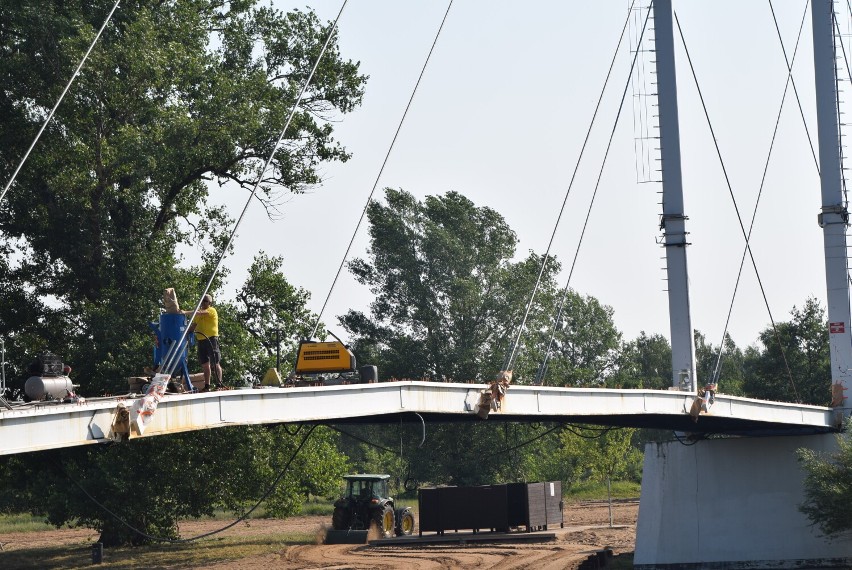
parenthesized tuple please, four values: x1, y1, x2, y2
(797, 426, 852, 536)
(0, 425, 348, 546)
(537, 291, 622, 387)
(577, 427, 641, 526)
(0, 1, 365, 545)
(340, 188, 632, 486)
(743, 298, 830, 405)
(694, 330, 745, 395)
(0, 0, 366, 395)
(233, 253, 320, 380)
(615, 332, 671, 389)
(341, 188, 556, 383)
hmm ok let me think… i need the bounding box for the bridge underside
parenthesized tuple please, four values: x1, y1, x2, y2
(322, 410, 839, 435)
(0, 382, 841, 455)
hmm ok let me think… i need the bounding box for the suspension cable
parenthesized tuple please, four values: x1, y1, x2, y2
(159, 1, 349, 377)
(710, 0, 811, 385)
(502, 0, 642, 375)
(308, 0, 454, 339)
(0, 0, 122, 207)
(673, 12, 800, 401)
(532, 2, 653, 383)
(64, 425, 317, 543)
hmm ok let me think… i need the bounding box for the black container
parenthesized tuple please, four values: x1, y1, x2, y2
(418, 481, 563, 535)
(91, 542, 103, 564)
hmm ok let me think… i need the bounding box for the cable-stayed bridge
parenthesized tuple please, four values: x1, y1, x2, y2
(0, 382, 839, 456)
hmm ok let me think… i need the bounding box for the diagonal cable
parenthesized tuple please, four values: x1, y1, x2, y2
(0, 0, 122, 206)
(502, 0, 642, 375)
(710, 0, 811, 385)
(309, 0, 454, 339)
(674, 12, 800, 401)
(533, 1, 653, 383)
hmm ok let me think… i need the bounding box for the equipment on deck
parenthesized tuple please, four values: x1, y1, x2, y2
(149, 312, 195, 392)
(24, 351, 78, 401)
(325, 474, 415, 544)
(291, 338, 378, 385)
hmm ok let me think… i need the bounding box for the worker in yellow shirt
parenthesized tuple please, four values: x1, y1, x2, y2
(186, 294, 223, 391)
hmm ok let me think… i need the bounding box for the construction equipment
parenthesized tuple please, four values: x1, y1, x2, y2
(325, 474, 415, 544)
(290, 337, 378, 386)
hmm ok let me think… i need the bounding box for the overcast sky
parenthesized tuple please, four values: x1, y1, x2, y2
(207, 0, 848, 354)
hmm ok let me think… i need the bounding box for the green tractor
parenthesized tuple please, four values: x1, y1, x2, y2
(326, 474, 415, 544)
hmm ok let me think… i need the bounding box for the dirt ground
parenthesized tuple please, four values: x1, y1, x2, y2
(0, 499, 638, 569)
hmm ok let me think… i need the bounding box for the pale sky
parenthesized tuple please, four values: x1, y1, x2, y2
(207, 0, 845, 353)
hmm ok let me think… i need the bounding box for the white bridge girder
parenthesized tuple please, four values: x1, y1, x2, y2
(0, 382, 840, 456)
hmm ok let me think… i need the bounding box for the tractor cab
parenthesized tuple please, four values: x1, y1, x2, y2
(345, 474, 389, 503)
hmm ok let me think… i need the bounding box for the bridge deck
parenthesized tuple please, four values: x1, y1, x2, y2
(0, 382, 841, 455)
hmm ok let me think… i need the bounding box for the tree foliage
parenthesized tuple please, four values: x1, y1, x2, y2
(0, 0, 365, 394)
(0, 425, 347, 546)
(798, 426, 852, 536)
(743, 297, 830, 405)
(538, 291, 623, 387)
(0, 0, 364, 545)
(341, 188, 557, 383)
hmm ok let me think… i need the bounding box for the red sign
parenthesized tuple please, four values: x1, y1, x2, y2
(830, 322, 846, 334)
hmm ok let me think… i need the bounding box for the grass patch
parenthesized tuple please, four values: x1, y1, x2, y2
(300, 497, 335, 516)
(0, 513, 58, 534)
(1, 532, 315, 569)
(565, 480, 640, 501)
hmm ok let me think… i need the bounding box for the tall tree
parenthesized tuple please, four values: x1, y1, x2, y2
(0, 0, 366, 394)
(694, 330, 745, 395)
(615, 332, 672, 389)
(341, 188, 555, 383)
(233, 253, 320, 379)
(743, 298, 830, 405)
(537, 290, 622, 387)
(0, 1, 365, 545)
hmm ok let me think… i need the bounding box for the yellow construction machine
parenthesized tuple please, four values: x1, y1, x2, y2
(289, 336, 377, 386)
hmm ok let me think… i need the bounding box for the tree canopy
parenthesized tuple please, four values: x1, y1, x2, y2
(0, 0, 362, 545)
(0, 0, 366, 393)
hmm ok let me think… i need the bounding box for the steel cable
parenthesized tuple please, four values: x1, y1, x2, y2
(502, 0, 642, 376)
(308, 0, 454, 339)
(159, 0, 349, 378)
(0, 0, 122, 206)
(673, 12, 800, 402)
(710, 0, 811, 386)
(532, 1, 653, 383)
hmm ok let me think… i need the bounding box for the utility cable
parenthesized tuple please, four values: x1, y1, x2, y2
(308, 0, 454, 339)
(533, 2, 653, 384)
(0, 0, 122, 207)
(711, 0, 811, 385)
(159, 0, 349, 378)
(674, 12, 800, 402)
(502, 0, 643, 375)
(64, 424, 317, 543)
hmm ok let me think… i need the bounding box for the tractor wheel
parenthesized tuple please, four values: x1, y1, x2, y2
(373, 505, 395, 538)
(331, 507, 348, 531)
(395, 507, 415, 536)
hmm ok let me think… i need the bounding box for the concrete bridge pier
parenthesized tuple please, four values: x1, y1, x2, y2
(634, 434, 852, 568)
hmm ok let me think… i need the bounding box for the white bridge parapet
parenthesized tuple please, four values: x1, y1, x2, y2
(0, 382, 841, 456)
